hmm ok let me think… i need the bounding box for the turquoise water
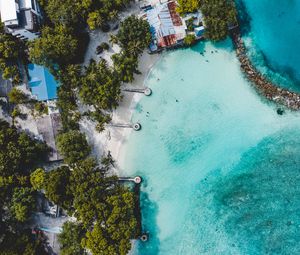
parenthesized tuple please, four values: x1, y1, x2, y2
(237, 0, 300, 92)
(120, 40, 300, 254)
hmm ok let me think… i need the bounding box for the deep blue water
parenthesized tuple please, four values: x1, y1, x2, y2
(237, 0, 300, 92)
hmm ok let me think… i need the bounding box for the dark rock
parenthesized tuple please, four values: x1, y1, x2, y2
(277, 108, 285, 115)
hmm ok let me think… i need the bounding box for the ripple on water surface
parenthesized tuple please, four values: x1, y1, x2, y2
(120, 40, 300, 255)
(184, 130, 300, 255)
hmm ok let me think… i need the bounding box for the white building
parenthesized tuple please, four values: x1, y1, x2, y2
(0, 0, 42, 40)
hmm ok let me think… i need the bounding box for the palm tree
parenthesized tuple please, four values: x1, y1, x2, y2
(109, 34, 119, 46)
(109, 10, 119, 22)
(127, 40, 144, 57)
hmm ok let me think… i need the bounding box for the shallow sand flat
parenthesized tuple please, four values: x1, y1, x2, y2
(119, 40, 300, 254)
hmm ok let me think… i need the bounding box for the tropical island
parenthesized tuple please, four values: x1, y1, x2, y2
(0, 0, 300, 254)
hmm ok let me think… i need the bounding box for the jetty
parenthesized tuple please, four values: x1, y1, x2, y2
(123, 87, 152, 96)
(232, 31, 300, 110)
(119, 176, 142, 184)
(109, 122, 142, 131)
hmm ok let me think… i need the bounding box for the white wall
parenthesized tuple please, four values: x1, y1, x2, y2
(0, 0, 17, 23)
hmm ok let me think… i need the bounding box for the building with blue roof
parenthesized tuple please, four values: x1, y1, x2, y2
(28, 64, 59, 101)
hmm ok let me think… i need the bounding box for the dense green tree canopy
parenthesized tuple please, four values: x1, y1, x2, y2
(10, 187, 35, 222)
(37, 157, 137, 255)
(0, 120, 49, 254)
(29, 25, 79, 68)
(56, 65, 82, 131)
(177, 0, 238, 41)
(0, 37, 19, 60)
(86, 0, 132, 30)
(58, 221, 86, 255)
(87, 11, 107, 30)
(44, 166, 73, 210)
(69, 158, 116, 227)
(0, 229, 48, 255)
(56, 130, 91, 165)
(0, 32, 22, 83)
(82, 188, 137, 255)
(34, 102, 48, 116)
(112, 52, 140, 83)
(80, 60, 121, 110)
(115, 15, 152, 56)
(177, 0, 200, 14)
(199, 0, 238, 41)
(30, 168, 46, 190)
(0, 120, 48, 177)
(68, 158, 137, 255)
(41, 0, 132, 30)
(44, 0, 89, 26)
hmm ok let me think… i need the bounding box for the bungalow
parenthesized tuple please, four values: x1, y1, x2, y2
(183, 11, 205, 38)
(143, 0, 187, 50)
(0, 0, 42, 40)
(28, 64, 59, 101)
(141, 0, 205, 51)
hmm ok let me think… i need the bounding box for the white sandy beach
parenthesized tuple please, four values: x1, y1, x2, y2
(80, 50, 160, 175)
(79, 0, 167, 175)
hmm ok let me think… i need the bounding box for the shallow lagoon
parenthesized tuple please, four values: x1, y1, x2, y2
(120, 40, 300, 254)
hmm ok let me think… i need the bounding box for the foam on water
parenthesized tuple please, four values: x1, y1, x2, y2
(120, 40, 300, 254)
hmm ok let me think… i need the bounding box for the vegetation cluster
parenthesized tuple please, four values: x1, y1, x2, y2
(177, 0, 238, 41)
(0, 120, 49, 254)
(29, 130, 139, 255)
(39, 0, 134, 31)
(1, 0, 151, 254)
(23, 3, 151, 255)
(0, 24, 25, 83)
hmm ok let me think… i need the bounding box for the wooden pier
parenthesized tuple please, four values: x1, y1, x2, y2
(123, 87, 152, 96)
(109, 122, 142, 131)
(119, 176, 142, 184)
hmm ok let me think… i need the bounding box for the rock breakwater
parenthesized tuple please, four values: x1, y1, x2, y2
(232, 33, 300, 110)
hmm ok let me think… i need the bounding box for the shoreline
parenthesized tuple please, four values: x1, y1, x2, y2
(110, 29, 300, 172)
(110, 51, 161, 173)
(232, 31, 300, 110)
(79, 0, 161, 176)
